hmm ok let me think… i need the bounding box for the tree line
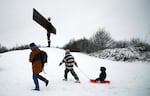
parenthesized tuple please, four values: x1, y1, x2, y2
(63, 28, 150, 53)
(0, 44, 29, 53)
(0, 28, 150, 53)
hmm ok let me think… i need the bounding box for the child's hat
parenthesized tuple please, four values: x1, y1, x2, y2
(65, 49, 70, 55)
(100, 67, 106, 71)
(30, 43, 38, 50)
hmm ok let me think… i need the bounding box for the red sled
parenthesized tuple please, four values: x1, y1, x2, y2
(90, 79, 110, 84)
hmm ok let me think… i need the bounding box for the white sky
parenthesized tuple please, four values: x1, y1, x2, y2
(0, 0, 150, 48)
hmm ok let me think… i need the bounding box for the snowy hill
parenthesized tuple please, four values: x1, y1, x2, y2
(0, 48, 150, 96)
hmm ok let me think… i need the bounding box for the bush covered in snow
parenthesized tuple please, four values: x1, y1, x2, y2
(89, 47, 150, 62)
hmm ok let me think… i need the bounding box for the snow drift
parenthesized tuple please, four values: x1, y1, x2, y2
(90, 47, 150, 62)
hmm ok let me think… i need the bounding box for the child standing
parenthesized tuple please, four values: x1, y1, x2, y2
(59, 49, 80, 83)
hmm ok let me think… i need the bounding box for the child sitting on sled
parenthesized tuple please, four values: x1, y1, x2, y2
(95, 66, 106, 82)
(90, 66, 110, 84)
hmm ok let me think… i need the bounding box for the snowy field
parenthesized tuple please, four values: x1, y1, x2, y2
(0, 48, 150, 96)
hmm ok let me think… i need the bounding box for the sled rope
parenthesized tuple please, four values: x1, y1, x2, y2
(77, 67, 90, 79)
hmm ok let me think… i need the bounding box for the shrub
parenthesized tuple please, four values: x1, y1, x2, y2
(63, 38, 92, 53)
(0, 44, 8, 53)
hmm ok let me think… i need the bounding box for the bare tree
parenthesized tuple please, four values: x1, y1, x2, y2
(90, 28, 114, 51)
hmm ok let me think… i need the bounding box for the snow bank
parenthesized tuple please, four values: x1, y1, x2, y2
(89, 47, 150, 62)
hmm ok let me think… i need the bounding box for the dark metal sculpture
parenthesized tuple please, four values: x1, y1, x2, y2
(33, 8, 56, 47)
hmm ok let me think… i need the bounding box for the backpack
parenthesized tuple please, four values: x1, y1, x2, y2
(40, 50, 48, 69)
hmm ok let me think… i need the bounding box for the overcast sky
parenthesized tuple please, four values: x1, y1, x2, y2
(0, 0, 150, 48)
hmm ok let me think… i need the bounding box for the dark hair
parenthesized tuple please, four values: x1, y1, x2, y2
(48, 17, 51, 21)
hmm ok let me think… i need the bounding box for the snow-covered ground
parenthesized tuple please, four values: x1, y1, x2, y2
(0, 48, 150, 96)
